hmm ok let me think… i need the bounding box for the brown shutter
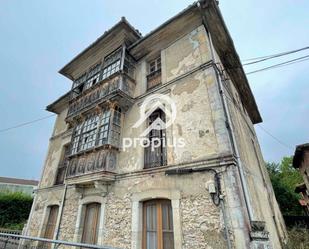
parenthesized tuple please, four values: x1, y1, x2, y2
(43, 205, 59, 240)
(81, 203, 101, 245)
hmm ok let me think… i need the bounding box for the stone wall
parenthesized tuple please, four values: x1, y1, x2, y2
(26, 186, 63, 237)
(181, 194, 226, 249)
(103, 192, 132, 249)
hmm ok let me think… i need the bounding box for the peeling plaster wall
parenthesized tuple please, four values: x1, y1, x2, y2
(223, 76, 287, 248)
(118, 25, 230, 173)
(52, 108, 69, 137)
(163, 25, 211, 83)
(169, 68, 230, 164)
(39, 107, 71, 188)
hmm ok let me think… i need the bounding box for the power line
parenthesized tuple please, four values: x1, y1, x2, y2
(257, 125, 293, 150)
(246, 54, 309, 75)
(242, 45, 309, 63)
(1, 47, 308, 134)
(0, 114, 56, 133)
(221, 90, 293, 150)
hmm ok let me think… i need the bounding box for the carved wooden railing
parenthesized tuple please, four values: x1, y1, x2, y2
(66, 149, 117, 179)
(67, 74, 135, 118)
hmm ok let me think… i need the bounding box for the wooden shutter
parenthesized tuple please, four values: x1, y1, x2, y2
(81, 203, 101, 245)
(143, 200, 174, 249)
(44, 205, 59, 239)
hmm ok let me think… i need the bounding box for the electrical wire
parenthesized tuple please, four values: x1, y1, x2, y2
(246, 54, 309, 75)
(0, 114, 56, 133)
(1, 47, 309, 134)
(220, 85, 293, 150)
(256, 125, 293, 150)
(242, 45, 309, 63)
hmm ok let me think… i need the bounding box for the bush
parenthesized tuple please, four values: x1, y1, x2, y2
(0, 191, 33, 229)
(287, 227, 309, 249)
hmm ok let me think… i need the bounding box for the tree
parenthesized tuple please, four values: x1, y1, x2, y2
(0, 191, 33, 230)
(266, 156, 304, 216)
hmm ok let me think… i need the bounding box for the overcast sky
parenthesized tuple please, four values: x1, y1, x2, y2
(0, 0, 308, 180)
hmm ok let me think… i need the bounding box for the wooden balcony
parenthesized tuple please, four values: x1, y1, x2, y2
(65, 149, 117, 184)
(147, 69, 162, 90)
(67, 73, 135, 119)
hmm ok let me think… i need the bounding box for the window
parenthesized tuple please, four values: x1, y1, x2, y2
(81, 203, 101, 245)
(85, 64, 101, 90)
(43, 205, 59, 240)
(71, 123, 83, 154)
(147, 57, 162, 89)
(97, 109, 111, 146)
(109, 106, 122, 147)
(143, 200, 174, 249)
(144, 109, 167, 168)
(101, 49, 122, 80)
(54, 145, 69, 185)
(149, 57, 161, 74)
(70, 107, 122, 155)
(79, 114, 99, 151)
(72, 74, 87, 95)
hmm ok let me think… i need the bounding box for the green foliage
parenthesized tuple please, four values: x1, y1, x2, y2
(286, 227, 309, 249)
(0, 191, 33, 229)
(266, 156, 304, 216)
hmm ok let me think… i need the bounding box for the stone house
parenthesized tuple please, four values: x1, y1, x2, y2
(293, 143, 309, 215)
(25, 1, 287, 248)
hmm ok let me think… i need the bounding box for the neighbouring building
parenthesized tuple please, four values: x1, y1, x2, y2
(0, 177, 38, 196)
(293, 143, 309, 215)
(24, 1, 287, 248)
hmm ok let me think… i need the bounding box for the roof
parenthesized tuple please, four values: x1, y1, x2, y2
(46, 91, 71, 114)
(0, 177, 38, 186)
(293, 143, 309, 168)
(55, 0, 262, 124)
(59, 17, 141, 80)
(130, 0, 261, 123)
(198, 0, 261, 123)
(129, 2, 198, 51)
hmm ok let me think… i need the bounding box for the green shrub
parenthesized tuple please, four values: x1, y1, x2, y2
(287, 227, 309, 249)
(0, 191, 33, 229)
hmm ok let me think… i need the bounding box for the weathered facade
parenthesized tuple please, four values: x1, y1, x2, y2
(25, 1, 287, 248)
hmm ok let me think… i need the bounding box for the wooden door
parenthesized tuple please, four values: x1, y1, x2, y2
(44, 205, 59, 239)
(81, 203, 101, 245)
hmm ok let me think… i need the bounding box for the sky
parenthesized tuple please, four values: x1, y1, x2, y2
(0, 0, 308, 180)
